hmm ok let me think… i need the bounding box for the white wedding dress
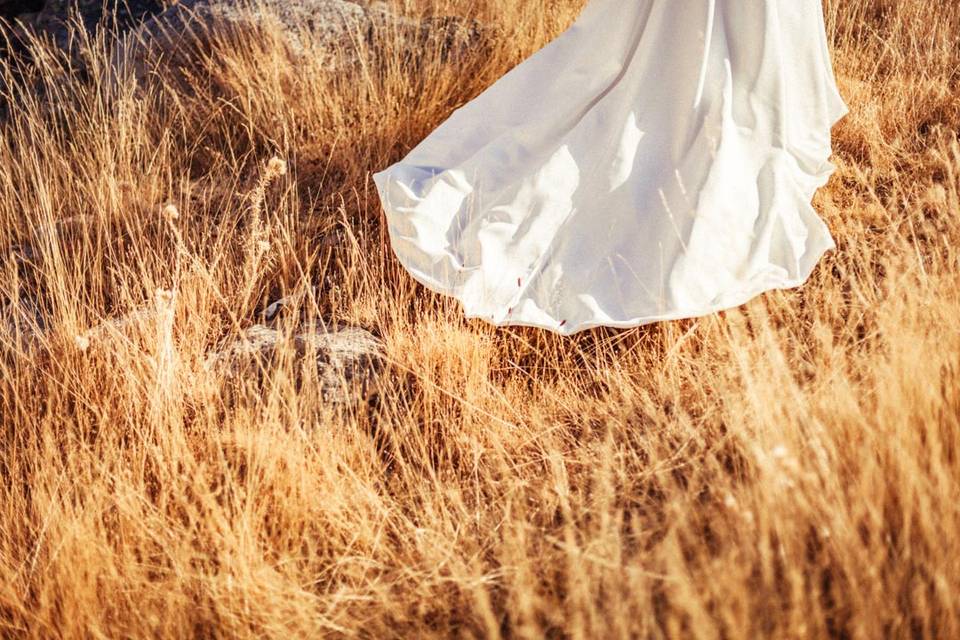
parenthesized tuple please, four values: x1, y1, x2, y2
(373, 0, 849, 335)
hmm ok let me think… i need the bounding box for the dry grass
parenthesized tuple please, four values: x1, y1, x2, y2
(1, 0, 959, 637)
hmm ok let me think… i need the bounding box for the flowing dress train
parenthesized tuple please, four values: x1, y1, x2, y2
(373, 0, 849, 335)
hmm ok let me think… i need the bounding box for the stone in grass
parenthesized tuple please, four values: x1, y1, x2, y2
(117, 0, 492, 86)
(204, 322, 385, 404)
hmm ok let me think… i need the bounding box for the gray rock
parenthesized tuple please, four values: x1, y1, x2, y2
(118, 0, 492, 84)
(132, 0, 366, 59)
(81, 307, 168, 344)
(205, 323, 385, 403)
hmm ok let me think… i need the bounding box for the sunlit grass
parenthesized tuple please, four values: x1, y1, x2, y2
(1, 1, 958, 637)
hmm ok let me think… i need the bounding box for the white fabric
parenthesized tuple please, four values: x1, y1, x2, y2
(373, 0, 849, 335)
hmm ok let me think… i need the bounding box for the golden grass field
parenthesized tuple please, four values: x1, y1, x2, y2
(1, 0, 959, 637)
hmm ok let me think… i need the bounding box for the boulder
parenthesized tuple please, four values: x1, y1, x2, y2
(205, 323, 385, 403)
(129, 0, 366, 61)
(119, 0, 492, 84)
(18, 287, 387, 405)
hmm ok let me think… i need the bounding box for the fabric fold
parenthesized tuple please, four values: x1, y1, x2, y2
(373, 0, 849, 335)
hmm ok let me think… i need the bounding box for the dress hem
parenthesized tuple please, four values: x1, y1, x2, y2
(373, 107, 847, 337)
